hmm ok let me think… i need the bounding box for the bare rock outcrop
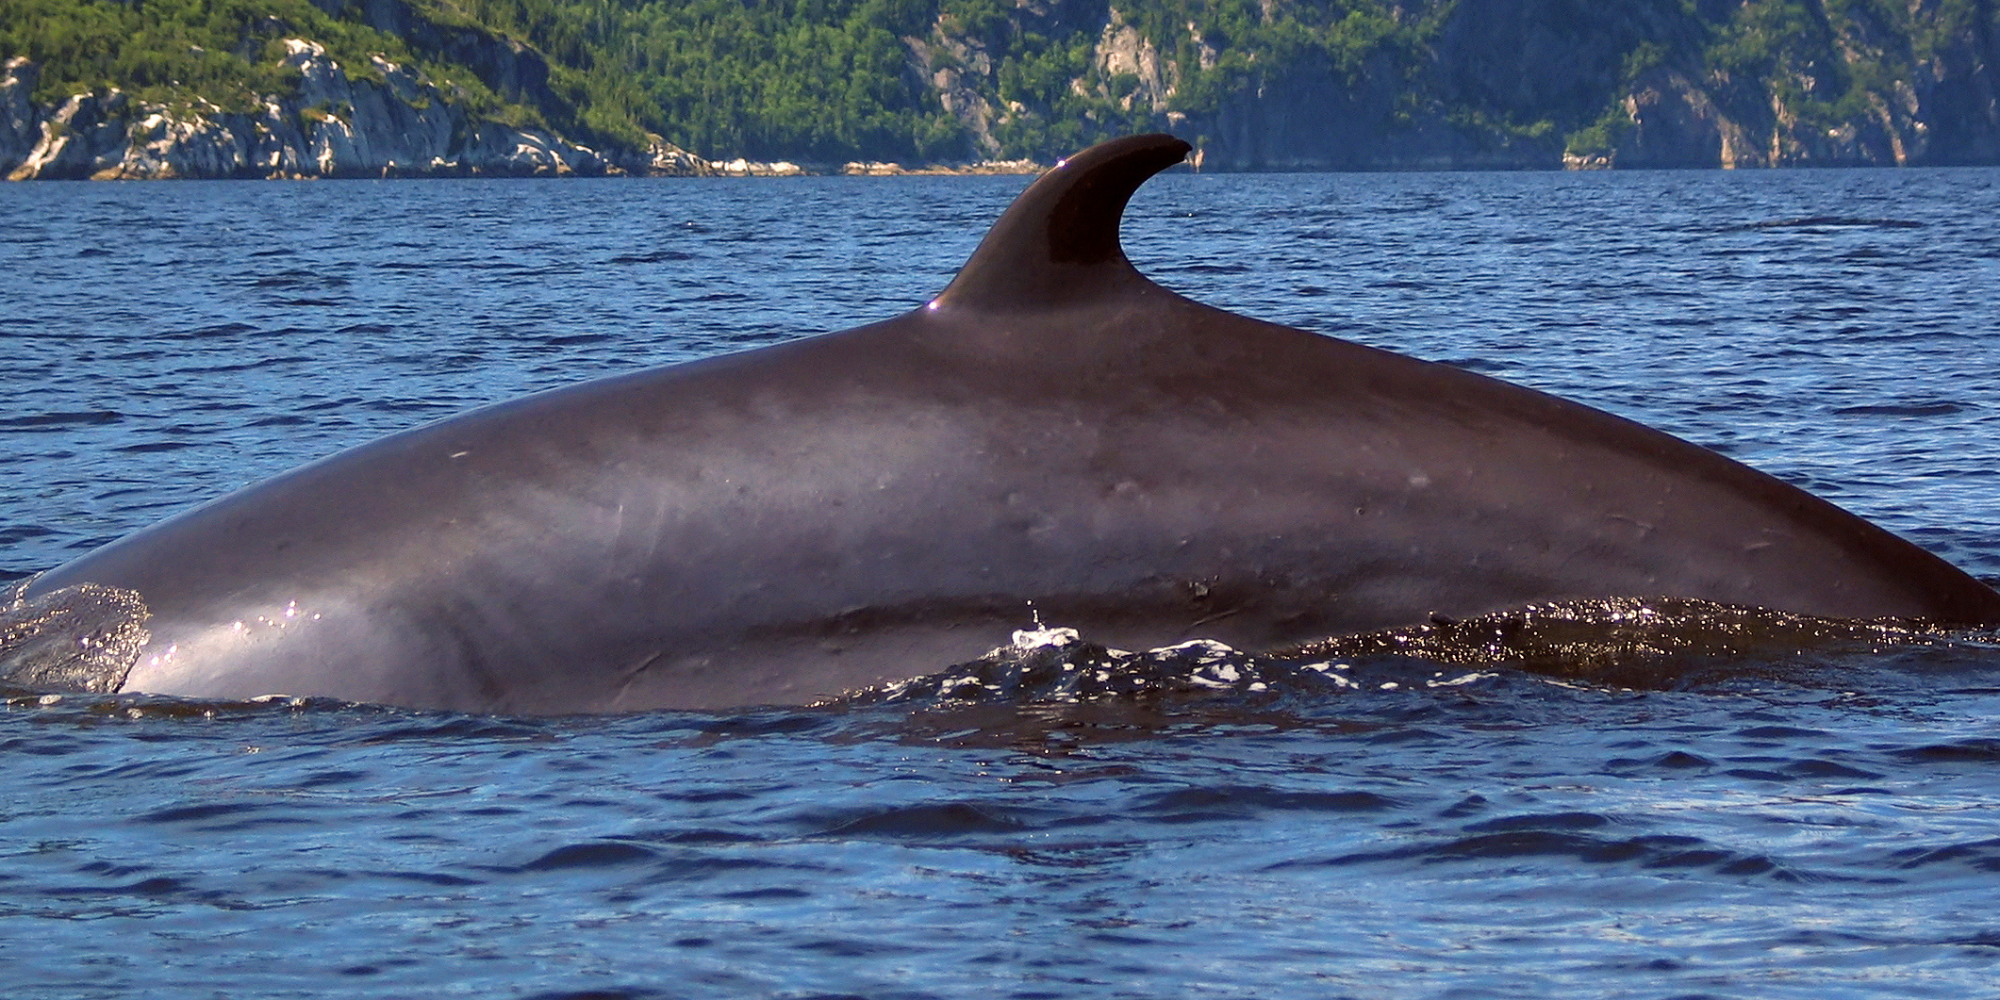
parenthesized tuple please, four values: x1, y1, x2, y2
(3, 40, 612, 180)
(0, 57, 38, 169)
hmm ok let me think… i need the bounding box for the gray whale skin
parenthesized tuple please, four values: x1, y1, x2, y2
(11, 133, 2000, 714)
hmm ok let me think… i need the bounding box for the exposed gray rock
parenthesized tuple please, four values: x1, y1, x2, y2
(626, 138, 715, 176)
(3, 39, 623, 180)
(909, 15, 1001, 159)
(707, 156, 806, 177)
(8, 90, 137, 180)
(1095, 8, 1174, 114)
(110, 104, 253, 180)
(0, 57, 38, 174)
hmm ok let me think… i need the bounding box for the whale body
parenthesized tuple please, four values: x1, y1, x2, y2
(6, 133, 1999, 713)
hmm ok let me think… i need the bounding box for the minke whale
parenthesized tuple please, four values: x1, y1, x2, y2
(5, 133, 1998, 713)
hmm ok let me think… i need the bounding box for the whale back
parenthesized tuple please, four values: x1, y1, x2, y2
(6, 133, 1998, 713)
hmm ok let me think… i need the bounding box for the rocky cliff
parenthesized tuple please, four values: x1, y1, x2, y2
(1607, 0, 2000, 168)
(0, 41, 715, 180)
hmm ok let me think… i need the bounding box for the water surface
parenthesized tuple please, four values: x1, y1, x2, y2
(2, 167, 1998, 998)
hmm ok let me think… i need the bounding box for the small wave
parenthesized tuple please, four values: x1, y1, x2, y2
(1165, 262, 1253, 275)
(0, 688, 386, 722)
(1891, 738, 2000, 763)
(1718, 216, 1926, 232)
(1130, 785, 1399, 821)
(518, 840, 661, 872)
(1285, 826, 1809, 880)
(1832, 402, 1967, 417)
(135, 800, 306, 832)
(845, 628, 1345, 708)
(0, 525, 55, 548)
(607, 250, 697, 265)
(841, 625, 1485, 713)
(181, 322, 259, 338)
(519, 991, 678, 1000)
(1285, 597, 1965, 682)
(0, 410, 124, 431)
(184, 354, 314, 374)
(250, 270, 314, 288)
(818, 801, 1034, 839)
(1889, 837, 2000, 873)
(845, 598, 1983, 714)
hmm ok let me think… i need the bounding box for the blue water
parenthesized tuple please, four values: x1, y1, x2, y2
(3, 167, 2000, 998)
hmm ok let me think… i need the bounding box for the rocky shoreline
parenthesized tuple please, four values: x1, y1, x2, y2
(0, 46, 1042, 182)
(0, 44, 699, 181)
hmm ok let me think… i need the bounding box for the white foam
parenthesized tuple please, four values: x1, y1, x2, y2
(1011, 625, 1081, 650)
(1427, 672, 1496, 688)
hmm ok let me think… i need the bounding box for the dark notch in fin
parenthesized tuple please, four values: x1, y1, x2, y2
(931, 134, 1192, 312)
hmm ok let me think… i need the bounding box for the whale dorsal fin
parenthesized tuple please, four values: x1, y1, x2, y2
(931, 133, 1192, 312)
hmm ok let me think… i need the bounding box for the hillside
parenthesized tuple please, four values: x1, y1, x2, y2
(3, 0, 1998, 177)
